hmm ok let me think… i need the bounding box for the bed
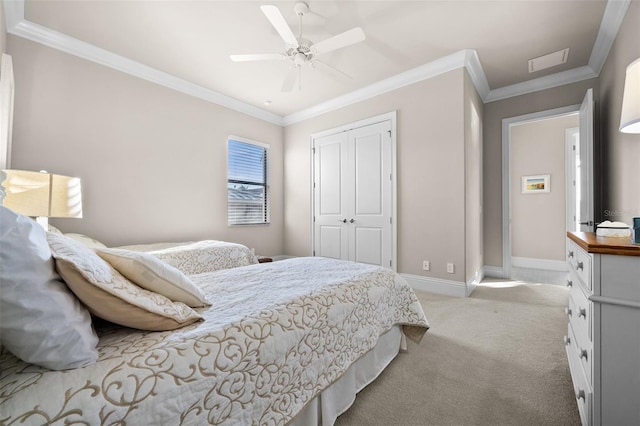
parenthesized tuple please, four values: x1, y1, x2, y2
(0, 207, 429, 425)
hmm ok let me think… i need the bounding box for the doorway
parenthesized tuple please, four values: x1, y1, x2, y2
(501, 90, 594, 283)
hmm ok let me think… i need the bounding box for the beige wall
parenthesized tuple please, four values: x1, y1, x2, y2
(599, 0, 640, 225)
(483, 79, 599, 267)
(7, 35, 284, 255)
(510, 114, 578, 261)
(1, 1, 6, 54)
(464, 71, 483, 283)
(285, 68, 478, 281)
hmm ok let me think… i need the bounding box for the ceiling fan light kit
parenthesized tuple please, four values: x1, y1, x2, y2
(230, 2, 366, 92)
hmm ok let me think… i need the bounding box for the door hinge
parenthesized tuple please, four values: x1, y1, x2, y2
(313, 250, 316, 256)
(390, 217, 392, 224)
(387, 130, 391, 137)
(313, 216, 316, 222)
(390, 173, 392, 181)
(312, 147, 316, 154)
(389, 260, 392, 267)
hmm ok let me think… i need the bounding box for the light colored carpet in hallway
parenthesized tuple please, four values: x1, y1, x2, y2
(335, 280, 581, 426)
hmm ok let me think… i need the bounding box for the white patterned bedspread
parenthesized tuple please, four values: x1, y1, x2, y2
(0, 257, 428, 425)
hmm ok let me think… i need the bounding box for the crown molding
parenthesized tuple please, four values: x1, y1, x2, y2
(283, 50, 470, 126)
(4, 1, 284, 126)
(3, 0, 630, 126)
(588, 0, 631, 74)
(484, 65, 599, 103)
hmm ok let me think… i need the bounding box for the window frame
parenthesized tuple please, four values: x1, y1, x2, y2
(227, 135, 270, 226)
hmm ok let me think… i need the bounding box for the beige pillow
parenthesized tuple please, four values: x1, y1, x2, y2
(47, 233, 203, 331)
(96, 248, 210, 308)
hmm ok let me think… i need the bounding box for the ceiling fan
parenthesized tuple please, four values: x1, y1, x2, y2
(230, 2, 366, 92)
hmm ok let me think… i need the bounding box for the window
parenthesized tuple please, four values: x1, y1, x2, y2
(227, 136, 269, 225)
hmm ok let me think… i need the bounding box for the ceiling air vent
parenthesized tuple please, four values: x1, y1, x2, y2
(528, 48, 569, 73)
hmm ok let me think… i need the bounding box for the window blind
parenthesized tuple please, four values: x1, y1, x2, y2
(227, 138, 269, 225)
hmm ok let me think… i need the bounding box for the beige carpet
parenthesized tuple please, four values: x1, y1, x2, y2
(335, 280, 581, 426)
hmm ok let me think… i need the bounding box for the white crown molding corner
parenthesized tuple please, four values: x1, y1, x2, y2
(3, 0, 25, 29)
(283, 50, 468, 126)
(588, 0, 632, 74)
(463, 49, 491, 101)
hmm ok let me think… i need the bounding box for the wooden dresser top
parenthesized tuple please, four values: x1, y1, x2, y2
(568, 232, 640, 257)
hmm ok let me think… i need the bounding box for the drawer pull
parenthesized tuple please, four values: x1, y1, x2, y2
(563, 336, 571, 345)
(576, 390, 586, 401)
(568, 250, 574, 258)
(577, 261, 584, 270)
(579, 349, 588, 361)
(565, 307, 572, 317)
(578, 308, 587, 319)
(566, 280, 573, 288)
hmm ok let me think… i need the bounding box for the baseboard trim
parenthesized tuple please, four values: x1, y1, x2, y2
(511, 257, 568, 271)
(483, 266, 505, 278)
(401, 273, 469, 298)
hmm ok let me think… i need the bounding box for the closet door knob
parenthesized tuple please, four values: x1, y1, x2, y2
(576, 390, 585, 401)
(565, 307, 572, 317)
(579, 349, 588, 361)
(563, 336, 571, 345)
(568, 250, 574, 258)
(349, 218, 355, 223)
(339, 219, 347, 223)
(566, 280, 573, 288)
(577, 261, 584, 270)
(578, 308, 586, 319)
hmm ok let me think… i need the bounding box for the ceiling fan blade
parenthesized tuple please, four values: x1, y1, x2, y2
(260, 5, 298, 47)
(312, 60, 353, 80)
(281, 66, 298, 92)
(230, 53, 286, 62)
(311, 27, 365, 56)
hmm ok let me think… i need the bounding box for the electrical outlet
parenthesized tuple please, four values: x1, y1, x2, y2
(422, 260, 430, 271)
(447, 263, 455, 274)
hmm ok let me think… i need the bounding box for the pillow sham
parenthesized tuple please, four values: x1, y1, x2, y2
(0, 206, 99, 370)
(46, 233, 203, 331)
(96, 248, 210, 308)
(149, 240, 258, 275)
(64, 233, 107, 249)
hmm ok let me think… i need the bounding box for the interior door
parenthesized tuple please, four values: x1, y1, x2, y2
(313, 120, 393, 268)
(578, 88, 595, 232)
(348, 121, 392, 266)
(313, 132, 349, 260)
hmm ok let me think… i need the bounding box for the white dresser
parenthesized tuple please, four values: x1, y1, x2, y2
(565, 232, 640, 426)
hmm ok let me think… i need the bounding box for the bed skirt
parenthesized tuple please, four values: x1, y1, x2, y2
(290, 324, 403, 426)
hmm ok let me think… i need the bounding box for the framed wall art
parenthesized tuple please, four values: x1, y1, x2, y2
(522, 174, 550, 194)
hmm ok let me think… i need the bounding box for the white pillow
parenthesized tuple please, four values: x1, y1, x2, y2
(0, 206, 99, 370)
(96, 248, 210, 308)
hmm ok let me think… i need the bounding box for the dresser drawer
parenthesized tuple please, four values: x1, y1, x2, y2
(568, 272, 592, 342)
(568, 241, 592, 291)
(565, 325, 592, 426)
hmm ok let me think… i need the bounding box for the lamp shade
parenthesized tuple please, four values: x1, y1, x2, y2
(0, 169, 82, 218)
(620, 57, 640, 134)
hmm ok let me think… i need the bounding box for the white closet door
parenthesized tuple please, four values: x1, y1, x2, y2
(313, 120, 392, 268)
(348, 121, 392, 267)
(313, 131, 349, 260)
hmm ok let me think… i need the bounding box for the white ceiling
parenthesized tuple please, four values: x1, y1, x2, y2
(3, 1, 632, 125)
